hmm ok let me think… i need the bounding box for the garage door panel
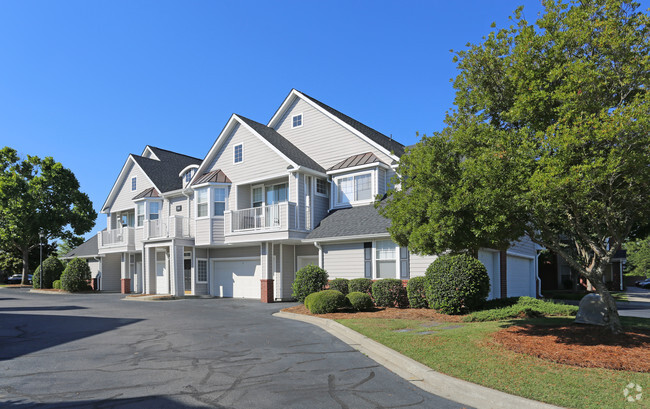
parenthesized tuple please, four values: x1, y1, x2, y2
(507, 256, 533, 297)
(212, 260, 261, 299)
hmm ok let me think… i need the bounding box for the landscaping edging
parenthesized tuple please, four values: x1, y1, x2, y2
(273, 311, 562, 409)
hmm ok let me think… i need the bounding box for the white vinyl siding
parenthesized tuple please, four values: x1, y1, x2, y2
(211, 218, 224, 242)
(322, 243, 364, 279)
(111, 163, 155, 212)
(272, 97, 395, 169)
(205, 123, 291, 186)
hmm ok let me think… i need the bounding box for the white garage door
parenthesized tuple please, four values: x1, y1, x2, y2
(211, 259, 262, 299)
(507, 255, 533, 297)
(478, 250, 500, 300)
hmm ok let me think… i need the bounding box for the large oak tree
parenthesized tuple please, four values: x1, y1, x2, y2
(380, 0, 650, 333)
(0, 147, 96, 284)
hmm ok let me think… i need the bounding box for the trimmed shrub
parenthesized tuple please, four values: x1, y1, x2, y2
(305, 290, 347, 314)
(52, 280, 62, 290)
(372, 278, 408, 308)
(348, 278, 373, 295)
(425, 254, 490, 314)
(292, 265, 328, 303)
(464, 297, 578, 322)
(406, 276, 429, 309)
(328, 278, 349, 295)
(33, 256, 65, 289)
(61, 258, 92, 292)
(347, 291, 373, 311)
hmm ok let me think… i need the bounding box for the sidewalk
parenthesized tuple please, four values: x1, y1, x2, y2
(274, 311, 562, 409)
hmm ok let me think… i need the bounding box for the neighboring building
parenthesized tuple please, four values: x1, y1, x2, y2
(61, 234, 103, 290)
(81, 89, 539, 301)
(539, 249, 627, 292)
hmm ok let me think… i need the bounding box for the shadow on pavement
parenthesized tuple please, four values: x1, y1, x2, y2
(0, 313, 142, 361)
(0, 306, 87, 312)
(1, 396, 220, 408)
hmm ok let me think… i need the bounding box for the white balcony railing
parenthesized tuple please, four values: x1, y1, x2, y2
(226, 202, 311, 234)
(145, 216, 192, 240)
(99, 227, 135, 248)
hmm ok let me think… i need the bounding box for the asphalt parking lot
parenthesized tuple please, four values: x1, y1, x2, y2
(0, 289, 468, 409)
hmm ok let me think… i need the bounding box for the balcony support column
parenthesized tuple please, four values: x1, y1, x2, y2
(260, 242, 274, 303)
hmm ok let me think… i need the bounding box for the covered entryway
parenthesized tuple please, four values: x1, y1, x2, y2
(507, 255, 534, 297)
(211, 259, 262, 299)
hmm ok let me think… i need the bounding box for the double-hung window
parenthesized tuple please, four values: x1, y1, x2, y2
(234, 144, 243, 164)
(336, 172, 372, 206)
(213, 187, 226, 216)
(136, 202, 145, 227)
(197, 188, 208, 218)
(149, 202, 160, 220)
(252, 187, 264, 208)
(131, 177, 136, 191)
(375, 240, 397, 278)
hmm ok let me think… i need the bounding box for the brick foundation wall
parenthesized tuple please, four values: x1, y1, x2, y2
(261, 279, 274, 303)
(120, 278, 131, 294)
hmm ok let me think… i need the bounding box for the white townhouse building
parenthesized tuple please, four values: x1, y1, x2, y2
(75, 90, 540, 302)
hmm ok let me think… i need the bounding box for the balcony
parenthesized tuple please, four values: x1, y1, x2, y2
(98, 227, 135, 251)
(225, 202, 310, 235)
(145, 216, 192, 240)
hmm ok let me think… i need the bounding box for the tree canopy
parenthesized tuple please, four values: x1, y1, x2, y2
(625, 235, 650, 278)
(0, 147, 96, 284)
(380, 0, 650, 333)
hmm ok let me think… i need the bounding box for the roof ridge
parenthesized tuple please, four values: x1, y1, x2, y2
(148, 146, 203, 161)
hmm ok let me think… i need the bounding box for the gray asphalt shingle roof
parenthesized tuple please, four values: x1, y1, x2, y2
(62, 234, 99, 259)
(237, 115, 326, 173)
(306, 204, 391, 240)
(298, 91, 405, 157)
(131, 147, 202, 193)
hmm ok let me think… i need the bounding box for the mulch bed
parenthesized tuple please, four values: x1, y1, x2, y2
(492, 324, 650, 373)
(282, 304, 464, 322)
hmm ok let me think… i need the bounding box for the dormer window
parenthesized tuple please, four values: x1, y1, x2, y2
(292, 114, 303, 128)
(234, 144, 243, 164)
(334, 172, 373, 206)
(184, 169, 194, 183)
(131, 177, 136, 191)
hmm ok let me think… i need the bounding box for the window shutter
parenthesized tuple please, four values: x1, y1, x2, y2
(400, 247, 410, 279)
(364, 242, 372, 279)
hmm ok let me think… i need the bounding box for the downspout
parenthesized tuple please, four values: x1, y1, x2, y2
(94, 256, 102, 292)
(314, 242, 323, 269)
(535, 250, 542, 298)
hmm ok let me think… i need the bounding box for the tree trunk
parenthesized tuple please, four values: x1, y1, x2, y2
(589, 274, 623, 334)
(22, 248, 30, 286)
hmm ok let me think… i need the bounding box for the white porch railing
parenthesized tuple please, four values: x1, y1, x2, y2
(99, 227, 135, 248)
(226, 202, 312, 234)
(145, 216, 192, 240)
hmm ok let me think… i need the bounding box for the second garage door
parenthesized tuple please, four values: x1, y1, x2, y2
(507, 255, 534, 297)
(211, 259, 262, 299)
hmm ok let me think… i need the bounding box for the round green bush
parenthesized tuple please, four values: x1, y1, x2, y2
(292, 265, 328, 303)
(425, 254, 490, 314)
(61, 258, 92, 292)
(348, 278, 373, 295)
(372, 278, 408, 307)
(328, 278, 349, 295)
(347, 291, 373, 311)
(406, 276, 429, 309)
(33, 256, 65, 289)
(305, 290, 347, 314)
(52, 280, 62, 290)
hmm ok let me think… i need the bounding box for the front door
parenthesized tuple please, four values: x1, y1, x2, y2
(155, 250, 169, 294)
(184, 253, 192, 294)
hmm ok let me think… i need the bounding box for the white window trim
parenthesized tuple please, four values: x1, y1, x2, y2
(136, 202, 145, 227)
(196, 187, 210, 219)
(131, 177, 137, 191)
(196, 258, 208, 283)
(332, 170, 375, 208)
(372, 240, 400, 279)
(233, 143, 244, 164)
(213, 186, 227, 218)
(291, 113, 303, 129)
(315, 178, 329, 198)
(252, 184, 265, 208)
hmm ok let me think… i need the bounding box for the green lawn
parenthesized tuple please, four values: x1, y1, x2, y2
(337, 316, 650, 409)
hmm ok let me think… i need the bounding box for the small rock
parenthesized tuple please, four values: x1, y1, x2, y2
(575, 293, 608, 326)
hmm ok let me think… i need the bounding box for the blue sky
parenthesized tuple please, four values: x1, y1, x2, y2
(1, 0, 647, 242)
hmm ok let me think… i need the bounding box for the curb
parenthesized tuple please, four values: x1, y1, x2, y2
(29, 289, 69, 295)
(274, 311, 562, 409)
(123, 295, 177, 301)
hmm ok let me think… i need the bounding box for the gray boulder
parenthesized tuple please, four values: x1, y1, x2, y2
(574, 293, 608, 326)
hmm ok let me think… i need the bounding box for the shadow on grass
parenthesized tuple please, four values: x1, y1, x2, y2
(1, 396, 220, 408)
(0, 313, 142, 360)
